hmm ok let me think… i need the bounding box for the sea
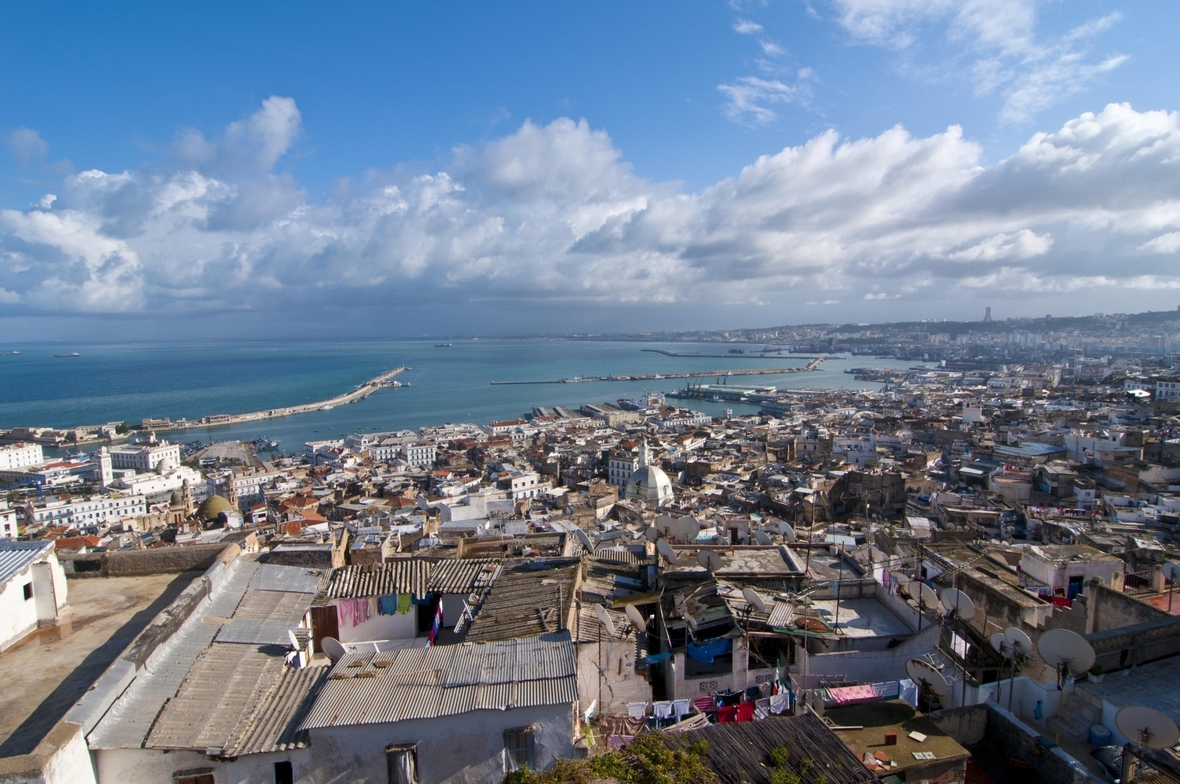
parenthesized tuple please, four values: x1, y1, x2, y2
(0, 340, 926, 456)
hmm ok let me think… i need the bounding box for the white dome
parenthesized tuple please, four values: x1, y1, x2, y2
(626, 464, 674, 506)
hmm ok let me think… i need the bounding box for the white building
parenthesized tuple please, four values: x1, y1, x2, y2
(1, 501, 17, 539)
(29, 494, 147, 529)
(401, 441, 437, 466)
(109, 442, 181, 473)
(1158, 376, 1180, 402)
(0, 441, 44, 470)
(112, 464, 203, 499)
(607, 450, 639, 489)
(0, 539, 68, 651)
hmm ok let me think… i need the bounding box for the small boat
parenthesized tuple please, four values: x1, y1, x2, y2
(54, 352, 80, 357)
(434, 343, 453, 348)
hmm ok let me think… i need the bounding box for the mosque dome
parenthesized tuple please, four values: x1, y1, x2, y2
(625, 464, 674, 506)
(196, 495, 235, 520)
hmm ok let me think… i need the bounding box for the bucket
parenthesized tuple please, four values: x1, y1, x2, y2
(1090, 724, 1112, 747)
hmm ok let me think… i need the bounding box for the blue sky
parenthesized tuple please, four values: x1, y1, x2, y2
(2, 0, 1179, 339)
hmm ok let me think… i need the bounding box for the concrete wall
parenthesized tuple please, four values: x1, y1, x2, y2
(796, 623, 941, 687)
(929, 704, 988, 747)
(976, 702, 1103, 784)
(307, 704, 576, 784)
(95, 746, 312, 784)
(333, 601, 417, 644)
(0, 563, 39, 651)
(60, 543, 234, 578)
(0, 722, 96, 784)
(1087, 584, 1168, 633)
(576, 638, 651, 715)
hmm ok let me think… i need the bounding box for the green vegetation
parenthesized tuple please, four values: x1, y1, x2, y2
(503, 733, 718, 784)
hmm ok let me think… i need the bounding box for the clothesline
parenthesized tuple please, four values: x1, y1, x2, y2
(335, 593, 417, 628)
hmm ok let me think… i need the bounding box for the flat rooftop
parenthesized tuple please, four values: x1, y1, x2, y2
(809, 598, 912, 639)
(826, 701, 970, 773)
(1079, 655, 1180, 723)
(0, 572, 197, 757)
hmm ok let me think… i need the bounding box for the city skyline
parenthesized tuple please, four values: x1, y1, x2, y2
(2, 1, 1179, 340)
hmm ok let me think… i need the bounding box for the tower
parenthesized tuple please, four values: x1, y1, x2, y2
(96, 447, 113, 488)
(225, 475, 239, 511)
(984, 307, 993, 322)
(180, 479, 194, 515)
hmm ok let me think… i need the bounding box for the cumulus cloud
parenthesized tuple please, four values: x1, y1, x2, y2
(2, 99, 1180, 325)
(831, 0, 1127, 122)
(175, 96, 302, 174)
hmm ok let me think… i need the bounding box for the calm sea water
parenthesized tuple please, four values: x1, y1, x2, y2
(0, 340, 923, 454)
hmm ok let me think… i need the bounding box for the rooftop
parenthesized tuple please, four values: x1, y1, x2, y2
(825, 701, 970, 774)
(0, 571, 196, 756)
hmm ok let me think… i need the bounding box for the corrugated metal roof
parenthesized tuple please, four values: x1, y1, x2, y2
(145, 642, 285, 753)
(0, 540, 52, 586)
(321, 560, 429, 599)
(299, 632, 576, 730)
(231, 588, 312, 624)
(249, 563, 325, 594)
(427, 558, 501, 594)
(215, 620, 301, 646)
(223, 664, 328, 757)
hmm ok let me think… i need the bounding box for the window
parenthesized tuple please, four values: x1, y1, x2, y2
(274, 761, 293, 784)
(504, 728, 535, 772)
(175, 774, 215, 784)
(22, 583, 32, 600)
(386, 744, 418, 784)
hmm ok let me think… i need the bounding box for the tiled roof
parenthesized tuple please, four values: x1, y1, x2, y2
(299, 632, 576, 730)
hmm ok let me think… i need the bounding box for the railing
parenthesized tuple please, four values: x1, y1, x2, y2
(1124, 570, 1155, 596)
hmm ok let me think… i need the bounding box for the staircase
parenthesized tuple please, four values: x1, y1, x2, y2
(1046, 687, 1104, 744)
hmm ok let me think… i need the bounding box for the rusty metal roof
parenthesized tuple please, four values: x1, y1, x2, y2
(299, 632, 576, 730)
(426, 558, 502, 594)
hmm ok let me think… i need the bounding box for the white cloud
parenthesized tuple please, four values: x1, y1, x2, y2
(733, 18, 763, 34)
(3, 99, 1180, 324)
(6, 128, 48, 167)
(1139, 232, 1180, 254)
(175, 96, 302, 173)
(830, 0, 1127, 122)
(718, 76, 810, 125)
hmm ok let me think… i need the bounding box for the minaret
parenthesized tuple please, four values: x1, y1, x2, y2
(225, 475, 239, 511)
(180, 479, 194, 516)
(637, 439, 650, 468)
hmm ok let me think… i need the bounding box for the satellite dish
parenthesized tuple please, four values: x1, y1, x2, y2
(754, 530, 773, 546)
(676, 517, 700, 543)
(778, 520, 797, 542)
(795, 616, 830, 634)
(1038, 629, 1096, 676)
(940, 588, 976, 621)
(920, 584, 938, 610)
(321, 637, 346, 663)
(575, 528, 594, 554)
(895, 573, 911, 589)
(990, 632, 1006, 654)
(906, 658, 950, 697)
(1003, 627, 1032, 656)
(1116, 706, 1180, 748)
(593, 603, 616, 636)
(643, 526, 660, 542)
(287, 628, 301, 650)
(697, 550, 723, 571)
(870, 545, 884, 563)
(743, 587, 768, 614)
(656, 539, 676, 565)
(625, 604, 647, 630)
(655, 514, 677, 537)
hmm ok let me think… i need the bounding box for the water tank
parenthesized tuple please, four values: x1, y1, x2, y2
(1089, 724, 1112, 747)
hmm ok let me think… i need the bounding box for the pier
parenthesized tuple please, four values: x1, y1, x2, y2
(640, 349, 827, 359)
(147, 367, 410, 432)
(490, 358, 821, 385)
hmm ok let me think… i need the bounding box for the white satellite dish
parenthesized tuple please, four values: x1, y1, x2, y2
(643, 526, 661, 542)
(625, 604, 647, 630)
(655, 514, 677, 537)
(593, 603, 616, 636)
(676, 517, 700, 543)
(1116, 706, 1180, 748)
(321, 637, 346, 663)
(287, 628, 301, 650)
(1038, 629, 1096, 678)
(779, 521, 797, 542)
(656, 539, 676, 565)
(939, 588, 976, 621)
(990, 632, 1006, 654)
(870, 545, 884, 563)
(908, 581, 938, 609)
(575, 528, 594, 553)
(754, 530, 773, 546)
(1003, 627, 1032, 656)
(906, 658, 950, 697)
(697, 550, 723, 572)
(742, 587, 768, 614)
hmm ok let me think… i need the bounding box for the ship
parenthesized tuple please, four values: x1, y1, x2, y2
(435, 343, 453, 347)
(54, 352, 80, 357)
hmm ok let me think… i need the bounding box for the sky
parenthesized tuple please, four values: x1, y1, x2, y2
(1, 0, 1179, 340)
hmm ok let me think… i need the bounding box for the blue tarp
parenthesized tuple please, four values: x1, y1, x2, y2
(686, 637, 731, 664)
(645, 652, 672, 665)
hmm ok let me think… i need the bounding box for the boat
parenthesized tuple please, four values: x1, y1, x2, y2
(435, 343, 453, 347)
(54, 352, 80, 357)
(728, 348, 745, 354)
